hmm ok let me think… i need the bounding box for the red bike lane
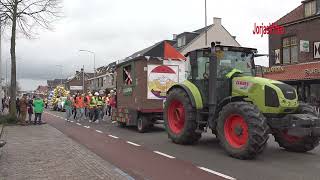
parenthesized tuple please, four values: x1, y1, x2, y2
(43, 112, 232, 180)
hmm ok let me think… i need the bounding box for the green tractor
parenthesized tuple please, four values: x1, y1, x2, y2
(164, 42, 320, 159)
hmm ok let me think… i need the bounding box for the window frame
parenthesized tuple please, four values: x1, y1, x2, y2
(121, 62, 135, 87)
(305, 0, 317, 17)
(282, 36, 298, 64)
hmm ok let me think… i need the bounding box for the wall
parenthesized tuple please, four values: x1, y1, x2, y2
(269, 17, 320, 66)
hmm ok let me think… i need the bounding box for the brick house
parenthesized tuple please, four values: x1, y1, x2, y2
(87, 62, 116, 94)
(266, 0, 320, 106)
(64, 69, 94, 95)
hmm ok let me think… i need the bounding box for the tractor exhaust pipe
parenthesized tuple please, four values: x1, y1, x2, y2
(208, 42, 218, 127)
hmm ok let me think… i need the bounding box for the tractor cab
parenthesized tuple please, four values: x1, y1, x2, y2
(186, 44, 257, 106)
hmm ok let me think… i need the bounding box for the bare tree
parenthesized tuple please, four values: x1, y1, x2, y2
(0, 0, 61, 117)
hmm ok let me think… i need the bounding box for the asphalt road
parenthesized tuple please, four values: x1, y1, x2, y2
(45, 110, 320, 180)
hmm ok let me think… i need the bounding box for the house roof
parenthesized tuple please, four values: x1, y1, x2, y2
(262, 61, 320, 81)
(119, 40, 186, 66)
(276, 4, 305, 25)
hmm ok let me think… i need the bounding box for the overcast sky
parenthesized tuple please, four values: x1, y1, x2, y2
(1, 0, 301, 91)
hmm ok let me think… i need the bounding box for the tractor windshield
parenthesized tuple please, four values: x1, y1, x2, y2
(216, 50, 255, 78)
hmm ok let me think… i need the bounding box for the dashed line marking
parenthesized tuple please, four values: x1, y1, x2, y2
(95, 130, 103, 133)
(198, 167, 236, 180)
(153, 151, 175, 159)
(126, 141, 141, 147)
(84, 126, 90, 129)
(70, 121, 74, 123)
(108, 135, 119, 139)
(76, 123, 81, 126)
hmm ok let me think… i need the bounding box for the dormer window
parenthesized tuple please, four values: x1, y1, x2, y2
(305, 0, 317, 17)
(177, 36, 186, 47)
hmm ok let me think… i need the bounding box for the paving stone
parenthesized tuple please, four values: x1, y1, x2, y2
(0, 125, 131, 180)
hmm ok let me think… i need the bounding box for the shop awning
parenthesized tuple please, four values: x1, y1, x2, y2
(260, 61, 320, 81)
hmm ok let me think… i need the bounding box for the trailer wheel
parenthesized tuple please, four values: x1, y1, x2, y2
(137, 115, 149, 133)
(217, 102, 269, 159)
(273, 103, 320, 152)
(164, 88, 201, 145)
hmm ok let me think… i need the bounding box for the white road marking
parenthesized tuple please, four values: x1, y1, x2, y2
(108, 135, 119, 139)
(70, 121, 74, 123)
(84, 126, 90, 129)
(95, 130, 103, 133)
(65, 119, 67, 121)
(76, 123, 81, 126)
(126, 141, 141, 147)
(198, 167, 236, 180)
(153, 151, 175, 159)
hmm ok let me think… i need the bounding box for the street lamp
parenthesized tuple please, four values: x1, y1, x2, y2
(79, 49, 96, 90)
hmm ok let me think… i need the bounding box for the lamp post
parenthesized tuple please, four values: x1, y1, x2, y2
(79, 49, 96, 90)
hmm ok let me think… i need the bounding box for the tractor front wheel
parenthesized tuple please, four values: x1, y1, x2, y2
(273, 103, 320, 152)
(164, 88, 201, 144)
(217, 102, 269, 159)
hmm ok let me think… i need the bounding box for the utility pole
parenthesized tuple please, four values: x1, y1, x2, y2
(205, 0, 208, 46)
(82, 65, 85, 94)
(79, 50, 96, 90)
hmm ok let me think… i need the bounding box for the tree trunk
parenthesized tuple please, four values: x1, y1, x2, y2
(9, 0, 18, 118)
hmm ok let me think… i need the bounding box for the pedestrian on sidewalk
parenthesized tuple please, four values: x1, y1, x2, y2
(64, 95, 73, 121)
(18, 94, 28, 126)
(27, 96, 33, 124)
(16, 97, 20, 118)
(33, 96, 44, 125)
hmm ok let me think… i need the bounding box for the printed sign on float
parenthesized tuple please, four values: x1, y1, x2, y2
(147, 65, 179, 100)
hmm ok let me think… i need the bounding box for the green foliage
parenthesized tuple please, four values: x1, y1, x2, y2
(0, 115, 18, 125)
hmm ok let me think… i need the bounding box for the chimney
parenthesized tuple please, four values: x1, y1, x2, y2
(213, 17, 222, 26)
(173, 34, 177, 40)
(232, 36, 236, 40)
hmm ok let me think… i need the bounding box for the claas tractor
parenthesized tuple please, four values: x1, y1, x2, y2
(164, 42, 320, 159)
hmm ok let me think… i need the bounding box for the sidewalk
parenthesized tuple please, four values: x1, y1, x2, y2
(0, 124, 132, 180)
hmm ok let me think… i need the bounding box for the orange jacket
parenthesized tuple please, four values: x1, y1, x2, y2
(74, 96, 85, 108)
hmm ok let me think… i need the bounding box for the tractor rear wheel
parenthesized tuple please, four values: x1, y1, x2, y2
(217, 102, 269, 159)
(164, 88, 201, 144)
(273, 103, 320, 152)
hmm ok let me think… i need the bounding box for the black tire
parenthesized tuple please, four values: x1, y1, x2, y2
(217, 102, 269, 159)
(164, 88, 201, 145)
(137, 115, 149, 133)
(273, 103, 320, 152)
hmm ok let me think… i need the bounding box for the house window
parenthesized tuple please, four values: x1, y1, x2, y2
(177, 36, 186, 47)
(100, 77, 104, 87)
(282, 36, 298, 64)
(305, 0, 317, 17)
(123, 65, 133, 85)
